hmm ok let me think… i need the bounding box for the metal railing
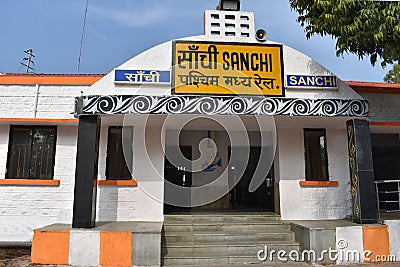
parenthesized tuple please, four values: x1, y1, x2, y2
(375, 180, 400, 213)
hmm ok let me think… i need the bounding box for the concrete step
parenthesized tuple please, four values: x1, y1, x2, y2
(163, 220, 285, 225)
(164, 264, 309, 267)
(162, 214, 300, 266)
(164, 214, 280, 223)
(162, 242, 300, 257)
(162, 254, 304, 265)
(163, 222, 290, 233)
(163, 264, 309, 267)
(163, 231, 295, 244)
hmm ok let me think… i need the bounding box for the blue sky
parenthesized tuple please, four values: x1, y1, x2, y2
(0, 0, 389, 81)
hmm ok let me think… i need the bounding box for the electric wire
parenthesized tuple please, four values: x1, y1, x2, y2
(77, 0, 89, 74)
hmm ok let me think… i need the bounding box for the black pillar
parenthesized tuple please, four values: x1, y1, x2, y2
(72, 115, 101, 228)
(346, 119, 378, 224)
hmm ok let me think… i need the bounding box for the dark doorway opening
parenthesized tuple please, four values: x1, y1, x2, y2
(164, 146, 192, 214)
(371, 134, 400, 213)
(228, 146, 274, 212)
(163, 145, 275, 214)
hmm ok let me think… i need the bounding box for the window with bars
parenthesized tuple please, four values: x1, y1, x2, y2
(106, 127, 133, 180)
(6, 126, 57, 180)
(304, 129, 329, 181)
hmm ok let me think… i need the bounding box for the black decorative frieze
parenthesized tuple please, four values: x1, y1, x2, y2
(76, 95, 369, 117)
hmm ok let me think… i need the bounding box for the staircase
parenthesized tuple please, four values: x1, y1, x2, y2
(162, 213, 301, 266)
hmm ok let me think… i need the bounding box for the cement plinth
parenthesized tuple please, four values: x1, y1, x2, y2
(290, 220, 397, 265)
(31, 221, 162, 267)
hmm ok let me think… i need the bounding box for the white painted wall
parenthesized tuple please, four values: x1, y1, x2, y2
(0, 85, 37, 118)
(96, 119, 164, 222)
(36, 85, 83, 118)
(0, 125, 10, 178)
(278, 128, 352, 220)
(98, 126, 109, 181)
(360, 93, 400, 122)
(69, 230, 100, 266)
(0, 84, 87, 119)
(52, 126, 78, 222)
(133, 126, 164, 221)
(0, 126, 77, 242)
(0, 117, 166, 242)
(96, 123, 139, 221)
(384, 220, 400, 261)
(0, 83, 83, 242)
(336, 226, 364, 264)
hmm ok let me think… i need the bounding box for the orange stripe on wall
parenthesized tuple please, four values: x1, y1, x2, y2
(370, 121, 400, 127)
(362, 225, 390, 263)
(0, 74, 104, 85)
(31, 230, 70, 265)
(97, 180, 138, 187)
(0, 118, 78, 123)
(299, 181, 339, 187)
(0, 179, 60, 186)
(100, 231, 133, 267)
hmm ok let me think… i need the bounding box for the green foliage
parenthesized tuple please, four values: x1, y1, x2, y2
(289, 0, 400, 67)
(384, 64, 400, 84)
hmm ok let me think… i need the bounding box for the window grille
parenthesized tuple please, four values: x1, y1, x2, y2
(6, 126, 57, 180)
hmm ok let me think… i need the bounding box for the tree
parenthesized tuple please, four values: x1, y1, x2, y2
(384, 64, 400, 84)
(289, 0, 400, 67)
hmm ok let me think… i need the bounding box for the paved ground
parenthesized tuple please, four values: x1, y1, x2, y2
(1, 248, 399, 266)
(0, 248, 30, 267)
(0, 248, 68, 267)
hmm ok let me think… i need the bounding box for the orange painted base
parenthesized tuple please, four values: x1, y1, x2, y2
(31, 230, 70, 265)
(30, 225, 138, 267)
(100, 231, 133, 267)
(363, 225, 390, 263)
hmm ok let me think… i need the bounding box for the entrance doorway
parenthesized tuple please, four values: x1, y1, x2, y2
(228, 146, 274, 212)
(163, 145, 274, 213)
(164, 146, 192, 213)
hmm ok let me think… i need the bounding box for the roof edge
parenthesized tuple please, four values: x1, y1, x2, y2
(0, 73, 105, 85)
(345, 80, 400, 94)
(0, 73, 399, 93)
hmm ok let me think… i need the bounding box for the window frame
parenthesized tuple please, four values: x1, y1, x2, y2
(6, 125, 57, 180)
(105, 126, 133, 180)
(303, 128, 329, 181)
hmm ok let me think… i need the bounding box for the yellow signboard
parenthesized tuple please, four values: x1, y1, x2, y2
(173, 41, 284, 96)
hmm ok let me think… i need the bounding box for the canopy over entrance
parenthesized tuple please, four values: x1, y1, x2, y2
(76, 94, 368, 117)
